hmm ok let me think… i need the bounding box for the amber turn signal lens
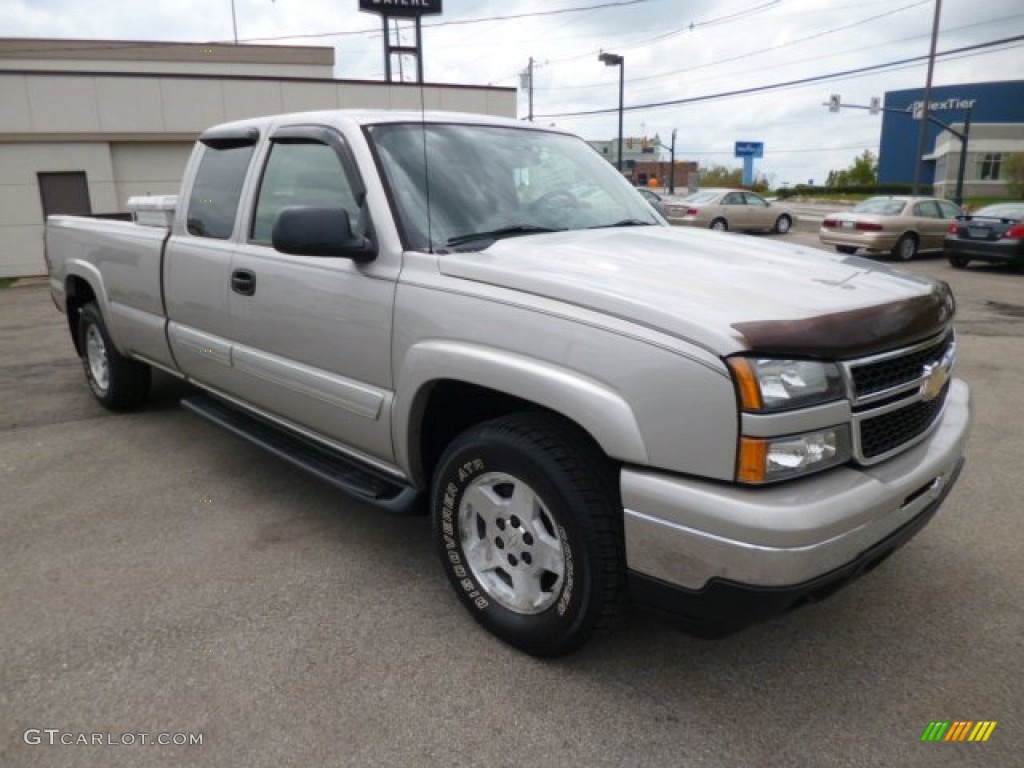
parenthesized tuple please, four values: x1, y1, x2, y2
(737, 437, 768, 484)
(727, 357, 764, 411)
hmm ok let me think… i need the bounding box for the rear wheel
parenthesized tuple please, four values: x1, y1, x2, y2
(78, 302, 150, 410)
(948, 254, 970, 269)
(431, 413, 625, 657)
(710, 218, 728, 232)
(835, 245, 857, 255)
(892, 234, 918, 261)
(774, 215, 792, 234)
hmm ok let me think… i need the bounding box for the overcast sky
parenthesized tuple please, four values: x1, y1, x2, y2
(4, 0, 1023, 186)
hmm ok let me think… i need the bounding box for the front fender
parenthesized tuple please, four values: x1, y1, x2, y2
(393, 340, 648, 481)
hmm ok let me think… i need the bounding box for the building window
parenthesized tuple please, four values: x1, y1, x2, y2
(977, 153, 1003, 181)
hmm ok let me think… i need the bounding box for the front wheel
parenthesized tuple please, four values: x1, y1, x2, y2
(431, 413, 625, 657)
(774, 215, 792, 234)
(78, 302, 150, 410)
(892, 234, 918, 261)
(710, 218, 728, 232)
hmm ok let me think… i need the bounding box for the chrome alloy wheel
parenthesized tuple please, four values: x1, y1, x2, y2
(85, 323, 110, 393)
(459, 471, 566, 615)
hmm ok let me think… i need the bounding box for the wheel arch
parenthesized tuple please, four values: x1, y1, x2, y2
(393, 342, 648, 488)
(64, 271, 102, 355)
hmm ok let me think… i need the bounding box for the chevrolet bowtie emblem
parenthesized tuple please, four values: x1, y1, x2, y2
(921, 360, 951, 401)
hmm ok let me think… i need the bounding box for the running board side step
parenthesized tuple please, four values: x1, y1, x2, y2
(182, 394, 421, 515)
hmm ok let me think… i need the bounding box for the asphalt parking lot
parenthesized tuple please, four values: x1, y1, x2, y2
(2, 244, 1022, 767)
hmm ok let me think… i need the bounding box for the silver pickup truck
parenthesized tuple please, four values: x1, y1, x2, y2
(46, 110, 971, 656)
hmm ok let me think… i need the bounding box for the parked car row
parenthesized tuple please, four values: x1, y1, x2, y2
(643, 188, 1023, 271)
(818, 196, 1023, 269)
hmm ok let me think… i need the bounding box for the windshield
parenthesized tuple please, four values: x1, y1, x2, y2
(853, 198, 907, 215)
(367, 123, 660, 251)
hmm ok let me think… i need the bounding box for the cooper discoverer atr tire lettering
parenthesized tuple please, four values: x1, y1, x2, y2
(431, 413, 625, 656)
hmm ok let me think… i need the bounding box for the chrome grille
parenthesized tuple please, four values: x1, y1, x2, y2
(843, 331, 954, 464)
(850, 332, 953, 400)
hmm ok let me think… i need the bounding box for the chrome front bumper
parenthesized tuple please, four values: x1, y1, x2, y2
(622, 378, 970, 591)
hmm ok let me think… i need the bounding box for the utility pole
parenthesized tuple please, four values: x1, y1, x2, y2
(913, 0, 942, 193)
(669, 128, 677, 194)
(230, 0, 239, 44)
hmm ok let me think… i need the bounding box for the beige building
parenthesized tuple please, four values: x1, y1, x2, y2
(927, 123, 1024, 200)
(0, 38, 516, 277)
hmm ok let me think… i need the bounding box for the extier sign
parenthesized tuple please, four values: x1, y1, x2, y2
(734, 141, 764, 186)
(359, 0, 443, 16)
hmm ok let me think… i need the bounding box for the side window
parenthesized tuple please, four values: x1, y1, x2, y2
(186, 144, 255, 238)
(937, 201, 961, 219)
(744, 193, 768, 207)
(912, 201, 941, 218)
(251, 141, 359, 244)
(722, 192, 743, 205)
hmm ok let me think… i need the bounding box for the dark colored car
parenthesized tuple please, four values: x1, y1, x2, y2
(946, 202, 1024, 269)
(637, 187, 670, 219)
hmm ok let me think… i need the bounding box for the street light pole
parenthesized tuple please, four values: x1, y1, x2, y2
(599, 52, 625, 174)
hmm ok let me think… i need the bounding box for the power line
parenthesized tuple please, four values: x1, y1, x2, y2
(543, 0, 784, 65)
(240, 0, 651, 43)
(0, 0, 652, 55)
(539, 0, 932, 91)
(534, 35, 1024, 118)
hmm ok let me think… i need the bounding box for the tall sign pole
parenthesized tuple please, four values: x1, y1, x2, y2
(359, 0, 443, 84)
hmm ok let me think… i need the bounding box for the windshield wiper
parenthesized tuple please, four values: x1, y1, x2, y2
(446, 225, 564, 247)
(588, 219, 656, 229)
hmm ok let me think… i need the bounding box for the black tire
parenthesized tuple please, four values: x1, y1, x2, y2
(78, 302, 150, 410)
(835, 245, 858, 255)
(431, 413, 625, 657)
(774, 214, 792, 234)
(710, 218, 728, 232)
(892, 234, 918, 261)
(948, 254, 970, 269)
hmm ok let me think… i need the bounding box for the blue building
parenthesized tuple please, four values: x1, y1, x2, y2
(879, 80, 1024, 197)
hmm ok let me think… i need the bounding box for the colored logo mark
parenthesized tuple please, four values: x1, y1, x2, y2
(921, 721, 997, 742)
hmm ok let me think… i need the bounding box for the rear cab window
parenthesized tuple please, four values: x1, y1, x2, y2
(185, 128, 259, 239)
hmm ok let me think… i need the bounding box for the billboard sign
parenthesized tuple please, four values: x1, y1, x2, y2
(359, 0, 443, 16)
(734, 141, 764, 158)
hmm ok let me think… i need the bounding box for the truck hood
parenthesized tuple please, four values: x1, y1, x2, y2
(438, 227, 954, 358)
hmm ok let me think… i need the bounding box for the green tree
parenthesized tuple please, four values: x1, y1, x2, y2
(1004, 152, 1024, 198)
(826, 150, 878, 188)
(700, 165, 743, 187)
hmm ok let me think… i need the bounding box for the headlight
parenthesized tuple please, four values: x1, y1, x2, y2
(728, 357, 845, 412)
(737, 426, 852, 484)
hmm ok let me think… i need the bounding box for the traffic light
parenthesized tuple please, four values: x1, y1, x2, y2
(828, 94, 841, 113)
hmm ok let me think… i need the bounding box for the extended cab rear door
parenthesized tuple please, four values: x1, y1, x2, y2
(228, 124, 397, 463)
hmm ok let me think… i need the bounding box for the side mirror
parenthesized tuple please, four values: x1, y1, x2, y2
(272, 206, 376, 261)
